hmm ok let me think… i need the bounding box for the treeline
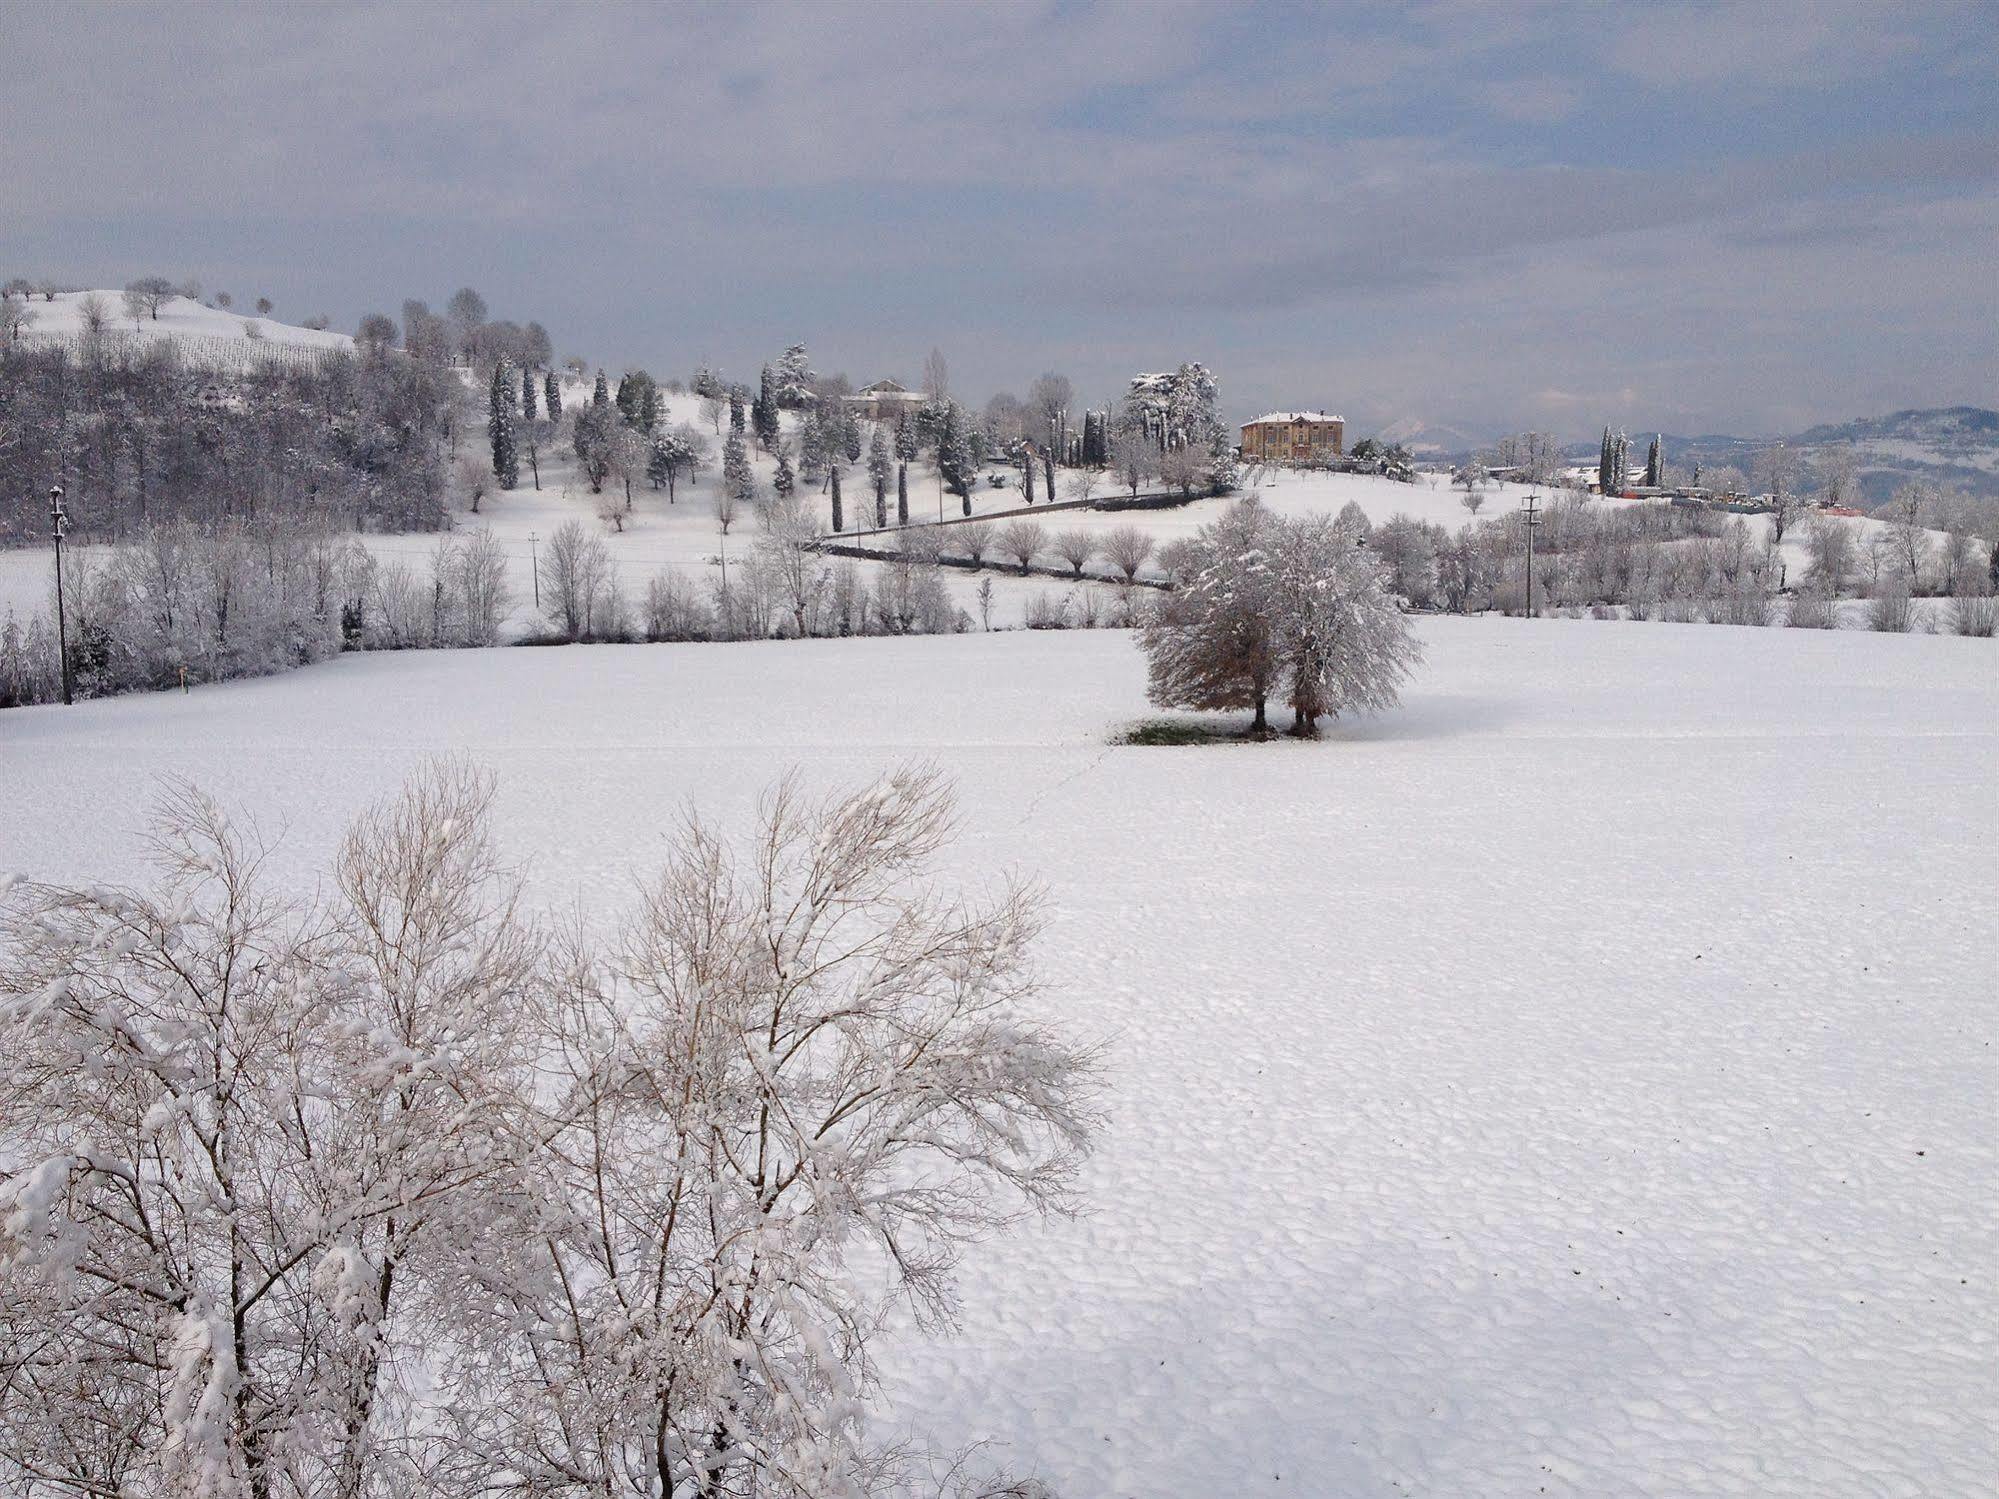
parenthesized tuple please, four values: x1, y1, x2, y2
(0, 523, 514, 707)
(0, 340, 454, 543)
(1360, 494, 1998, 633)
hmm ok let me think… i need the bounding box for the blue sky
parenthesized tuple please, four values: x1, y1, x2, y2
(6, 0, 1994, 440)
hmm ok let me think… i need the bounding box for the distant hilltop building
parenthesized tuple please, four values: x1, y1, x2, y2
(1241, 411, 1344, 464)
(846, 378, 929, 422)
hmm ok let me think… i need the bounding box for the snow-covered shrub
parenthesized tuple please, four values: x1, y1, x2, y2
(955, 520, 996, 568)
(1868, 582, 1914, 633)
(1024, 590, 1070, 629)
(1788, 584, 1838, 629)
(1951, 593, 1997, 637)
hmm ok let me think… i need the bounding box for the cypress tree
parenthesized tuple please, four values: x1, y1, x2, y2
(1045, 450, 1056, 505)
(774, 449, 796, 499)
(894, 407, 917, 463)
(522, 364, 538, 421)
(729, 386, 746, 435)
(830, 465, 843, 533)
(897, 461, 908, 526)
(592, 370, 610, 413)
(755, 366, 781, 449)
(489, 361, 519, 490)
(1023, 447, 1037, 504)
(545, 371, 562, 422)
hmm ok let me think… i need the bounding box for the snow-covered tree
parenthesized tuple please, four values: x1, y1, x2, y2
(774, 445, 797, 499)
(1102, 524, 1155, 584)
(998, 518, 1046, 574)
(774, 343, 814, 407)
(868, 426, 892, 527)
(830, 462, 844, 532)
(896, 461, 909, 526)
(1140, 498, 1417, 736)
(1271, 511, 1421, 735)
(938, 402, 977, 507)
(754, 365, 781, 449)
(433, 768, 1094, 1498)
(488, 360, 519, 489)
(543, 370, 562, 422)
(723, 430, 753, 509)
(1052, 527, 1096, 578)
(1110, 428, 1153, 499)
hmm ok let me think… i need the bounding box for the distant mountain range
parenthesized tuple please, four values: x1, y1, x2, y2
(1384, 406, 1998, 505)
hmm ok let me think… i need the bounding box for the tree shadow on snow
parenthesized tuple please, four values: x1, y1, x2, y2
(1113, 694, 1512, 747)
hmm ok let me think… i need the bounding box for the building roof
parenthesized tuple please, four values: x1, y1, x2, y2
(1245, 411, 1343, 426)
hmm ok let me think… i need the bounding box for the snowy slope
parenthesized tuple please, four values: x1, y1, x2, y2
(19, 290, 354, 352)
(3, 620, 1992, 1498)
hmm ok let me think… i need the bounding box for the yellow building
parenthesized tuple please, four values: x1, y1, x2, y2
(1240, 411, 1344, 464)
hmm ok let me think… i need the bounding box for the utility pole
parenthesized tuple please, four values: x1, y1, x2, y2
(1522, 493, 1542, 618)
(50, 485, 72, 705)
(528, 531, 540, 609)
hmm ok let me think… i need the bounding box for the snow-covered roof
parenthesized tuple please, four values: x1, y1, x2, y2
(1245, 411, 1343, 426)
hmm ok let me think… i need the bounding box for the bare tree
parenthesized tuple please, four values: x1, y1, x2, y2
(540, 517, 612, 638)
(121, 275, 175, 322)
(0, 296, 30, 349)
(998, 518, 1047, 574)
(1755, 443, 1805, 541)
(1159, 445, 1203, 498)
(922, 346, 950, 401)
(1110, 428, 1153, 499)
(1102, 523, 1155, 584)
(1052, 527, 1097, 578)
(439, 768, 1096, 1498)
(1063, 467, 1102, 505)
(956, 519, 997, 568)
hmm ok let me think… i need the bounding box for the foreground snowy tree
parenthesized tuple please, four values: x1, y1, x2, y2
(429, 767, 1097, 1498)
(1, 766, 1092, 1498)
(1140, 498, 1417, 736)
(0, 765, 537, 1499)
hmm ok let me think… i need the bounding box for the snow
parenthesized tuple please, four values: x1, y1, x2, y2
(1246, 411, 1343, 425)
(18, 290, 355, 351)
(3, 618, 1992, 1497)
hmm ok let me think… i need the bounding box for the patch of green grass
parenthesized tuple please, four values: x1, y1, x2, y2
(1113, 718, 1243, 746)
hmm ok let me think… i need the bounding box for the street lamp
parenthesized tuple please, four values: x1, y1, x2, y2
(50, 485, 72, 705)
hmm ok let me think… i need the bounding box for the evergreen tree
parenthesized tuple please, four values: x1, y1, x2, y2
(729, 385, 746, 435)
(894, 407, 917, 463)
(722, 430, 752, 502)
(897, 461, 909, 526)
(830, 465, 843, 533)
(1645, 434, 1663, 488)
(522, 364, 538, 422)
(489, 361, 519, 490)
(1044, 450, 1056, 506)
(640, 382, 662, 433)
(938, 401, 976, 505)
(1023, 447, 1037, 504)
(800, 408, 828, 484)
(692, 364, 723, 400)
(774, 448, 796, 499)
(544, 371, 562, 422)
(1598, 427, 1614, 492)
(754, 366, 781, 449)
(841, 405, 862, 463)
(868, 426, 892, 527)
(592, 370, 610, 413)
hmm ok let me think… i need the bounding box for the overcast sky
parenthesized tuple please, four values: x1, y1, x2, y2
(6, 0, 1994, 440)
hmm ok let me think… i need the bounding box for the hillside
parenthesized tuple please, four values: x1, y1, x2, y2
(16, 289, 354, 370)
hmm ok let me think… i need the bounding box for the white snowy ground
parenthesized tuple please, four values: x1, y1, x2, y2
(17, 290, 355, 351)
(3, 618, 1993, 1497)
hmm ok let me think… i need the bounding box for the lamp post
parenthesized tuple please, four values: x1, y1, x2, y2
(1522, 493, 1542, 618)
(50, 485, 72, 705)
(528, 531, 540, 610)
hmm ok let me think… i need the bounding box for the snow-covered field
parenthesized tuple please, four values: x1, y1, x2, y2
(4, 618, 1992, 1496)
(16, 289, 355, 353)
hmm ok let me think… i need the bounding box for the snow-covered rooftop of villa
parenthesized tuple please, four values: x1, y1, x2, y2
(1245, 411, 1344, 426)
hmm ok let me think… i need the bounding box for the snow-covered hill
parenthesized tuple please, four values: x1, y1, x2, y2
(17, 290, 354, 370)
